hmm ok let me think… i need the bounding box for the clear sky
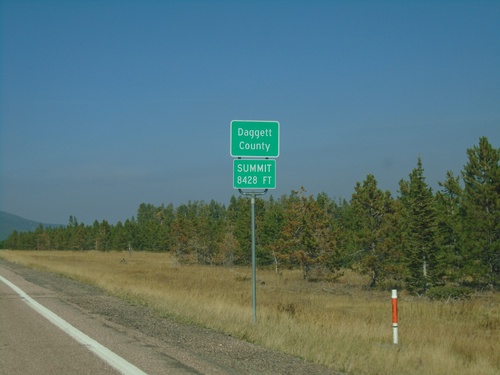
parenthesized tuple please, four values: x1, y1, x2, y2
(1, 0, 499, 225)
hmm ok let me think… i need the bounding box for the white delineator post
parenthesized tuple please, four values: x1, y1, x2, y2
(392, 289, 398, 344)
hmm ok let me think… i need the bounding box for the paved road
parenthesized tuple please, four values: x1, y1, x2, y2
(0, 265, 202, 375)
(0, 259, 342, 375)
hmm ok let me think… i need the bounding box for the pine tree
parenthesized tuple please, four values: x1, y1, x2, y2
(277, 188, 340, 280)
(226, 196, 252, 265)
(124, 218, 138, 251)
(111, 221, 128, 250)
(136, 203, 161, 250)
(399, 157, 438, 294)
(435, 171, 464, 281)
(351, 175, 404, 287)
(260, 195, 285, 271)
(461, 137, 500, 286)
(155, 203, 175, 252)
(170, 205, 195, 263)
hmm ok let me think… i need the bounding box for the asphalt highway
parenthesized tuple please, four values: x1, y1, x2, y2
(0, 259, 342, 375)
(0, 265, 202, 375)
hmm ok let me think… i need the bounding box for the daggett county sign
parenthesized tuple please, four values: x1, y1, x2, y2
(230, 120, 280, 158)
(233, 159, 276, 189)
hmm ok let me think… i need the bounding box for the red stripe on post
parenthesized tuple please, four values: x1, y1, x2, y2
(392, 294, 398, 324)
(391, 289, 398, 344)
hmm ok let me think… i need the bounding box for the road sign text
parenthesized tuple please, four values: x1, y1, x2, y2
(233, 159, 276, 189)
(230, 121, 280, 158)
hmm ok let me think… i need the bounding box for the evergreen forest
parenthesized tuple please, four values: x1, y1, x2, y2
(3, 137, 499, 295)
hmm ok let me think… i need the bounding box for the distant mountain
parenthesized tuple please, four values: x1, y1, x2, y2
(0, 211, 62, 241)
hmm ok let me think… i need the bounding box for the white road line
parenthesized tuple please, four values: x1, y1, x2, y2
(0, 274, 148, 375)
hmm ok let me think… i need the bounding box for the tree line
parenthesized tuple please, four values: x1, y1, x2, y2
(3, 137, 499, 294)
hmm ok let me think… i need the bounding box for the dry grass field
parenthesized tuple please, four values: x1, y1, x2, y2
(1, 250, 498, 375)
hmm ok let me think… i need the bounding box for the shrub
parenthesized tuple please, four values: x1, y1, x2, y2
(426, 285, 473, 301)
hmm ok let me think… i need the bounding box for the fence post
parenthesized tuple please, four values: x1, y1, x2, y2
(392, 289, 398, 344)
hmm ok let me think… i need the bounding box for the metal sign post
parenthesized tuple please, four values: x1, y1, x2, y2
(238, 189, 267, 323)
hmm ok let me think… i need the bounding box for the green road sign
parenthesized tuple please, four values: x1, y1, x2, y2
(230, 120, 280, 158)
(233, 159, 276, 189)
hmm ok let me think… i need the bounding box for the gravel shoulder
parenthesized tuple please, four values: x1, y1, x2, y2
(0, 259, 343, 375)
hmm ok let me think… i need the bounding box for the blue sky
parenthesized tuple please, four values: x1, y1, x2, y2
(1, 0, 499, 225)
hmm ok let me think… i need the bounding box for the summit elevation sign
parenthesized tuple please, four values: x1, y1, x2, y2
(233, 159, 276, 189)
(230, 120, 280, 158)
(229, 119, 280, 323)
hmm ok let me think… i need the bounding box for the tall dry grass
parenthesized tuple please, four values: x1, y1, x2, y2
(1, 250, 498, 375)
